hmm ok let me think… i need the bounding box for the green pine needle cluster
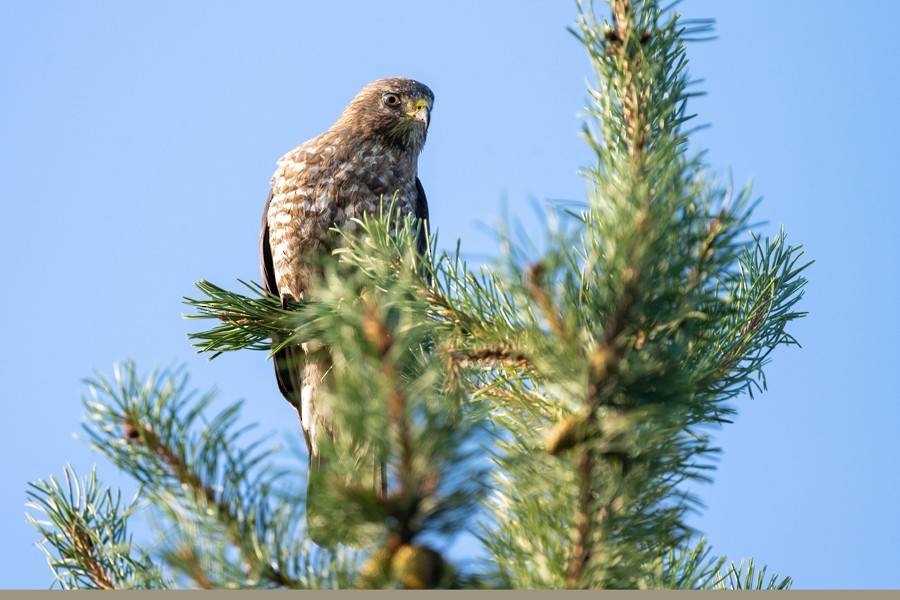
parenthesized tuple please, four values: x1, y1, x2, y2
(26, 466, 164, 590)
(26, 0, 809, 589)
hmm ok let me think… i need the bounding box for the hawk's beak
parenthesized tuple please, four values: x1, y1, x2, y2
(411, 99, 430, 128)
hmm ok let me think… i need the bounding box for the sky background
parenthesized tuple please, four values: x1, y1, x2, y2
(2, 0, 899, 590)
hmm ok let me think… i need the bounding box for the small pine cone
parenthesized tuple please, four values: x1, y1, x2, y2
(392, 544, 444, 590)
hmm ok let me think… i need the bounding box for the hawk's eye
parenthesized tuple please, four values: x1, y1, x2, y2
(382, 93, 402, 107)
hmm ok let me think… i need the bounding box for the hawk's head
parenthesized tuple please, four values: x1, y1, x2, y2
(336, 77, 434, 151)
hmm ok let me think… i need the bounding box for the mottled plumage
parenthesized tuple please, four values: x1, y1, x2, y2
(259, 78, 433, 526)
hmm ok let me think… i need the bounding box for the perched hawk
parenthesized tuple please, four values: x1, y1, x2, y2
(259, 77, 433, 523)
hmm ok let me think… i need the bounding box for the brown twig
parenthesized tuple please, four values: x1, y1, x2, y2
(722, 286, 775, 371)
(177, 546, 215, 590)
(525, 262, 569, 338)
(446, 342, 532, 370)
(66, 518, 115, 590)
(566, 446, 595, 588)
(568, 3, 649, 585)
(364, 300, 422, 544)
(125, 418, 292, 588)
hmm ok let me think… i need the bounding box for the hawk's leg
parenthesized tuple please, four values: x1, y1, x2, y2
(281, 292, 297, 310)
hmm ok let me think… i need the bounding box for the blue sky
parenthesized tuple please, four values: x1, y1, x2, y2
(2, 0, 898, 589)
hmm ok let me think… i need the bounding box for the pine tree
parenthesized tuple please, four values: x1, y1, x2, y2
(27, 0, 809, 589)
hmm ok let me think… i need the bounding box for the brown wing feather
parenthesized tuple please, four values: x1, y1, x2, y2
(260, 189, 278, 293)
(414, 177, 429, 257)
(260, 188, 312, 454)
(414, 177, 432, 286)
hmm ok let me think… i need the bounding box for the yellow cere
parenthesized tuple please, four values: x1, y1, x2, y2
(408, 98, 430, 117)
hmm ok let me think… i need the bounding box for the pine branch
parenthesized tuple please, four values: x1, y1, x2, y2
(79, 361, 344, 588)
(287, 230, 488, 586)
(643, 536, 790, 590)
(482, 0, 808, 589)
(26, 466, 166, 589)
(183, 213, 539, 376)
(712, 559, 793, 590)
(183, 279, 302, 356)
(653, 536, 725, 589)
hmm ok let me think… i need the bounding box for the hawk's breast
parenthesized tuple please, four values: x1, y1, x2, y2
(267, 134, 420, 300)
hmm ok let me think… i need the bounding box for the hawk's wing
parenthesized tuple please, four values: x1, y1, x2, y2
(260, 189, 278, 294)
(414, 177, 430, 259)
(260, 189, 311, 452)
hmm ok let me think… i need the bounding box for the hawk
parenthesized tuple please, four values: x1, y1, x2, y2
(259, 77, 433, 527)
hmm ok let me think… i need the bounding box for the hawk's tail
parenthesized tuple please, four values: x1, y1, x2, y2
(273, 346, 385, 548)
(271, 345, 312, 451)
(271, 346, 336, 546)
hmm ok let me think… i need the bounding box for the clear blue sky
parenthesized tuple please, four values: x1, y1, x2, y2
(2, 0, 898, 590)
